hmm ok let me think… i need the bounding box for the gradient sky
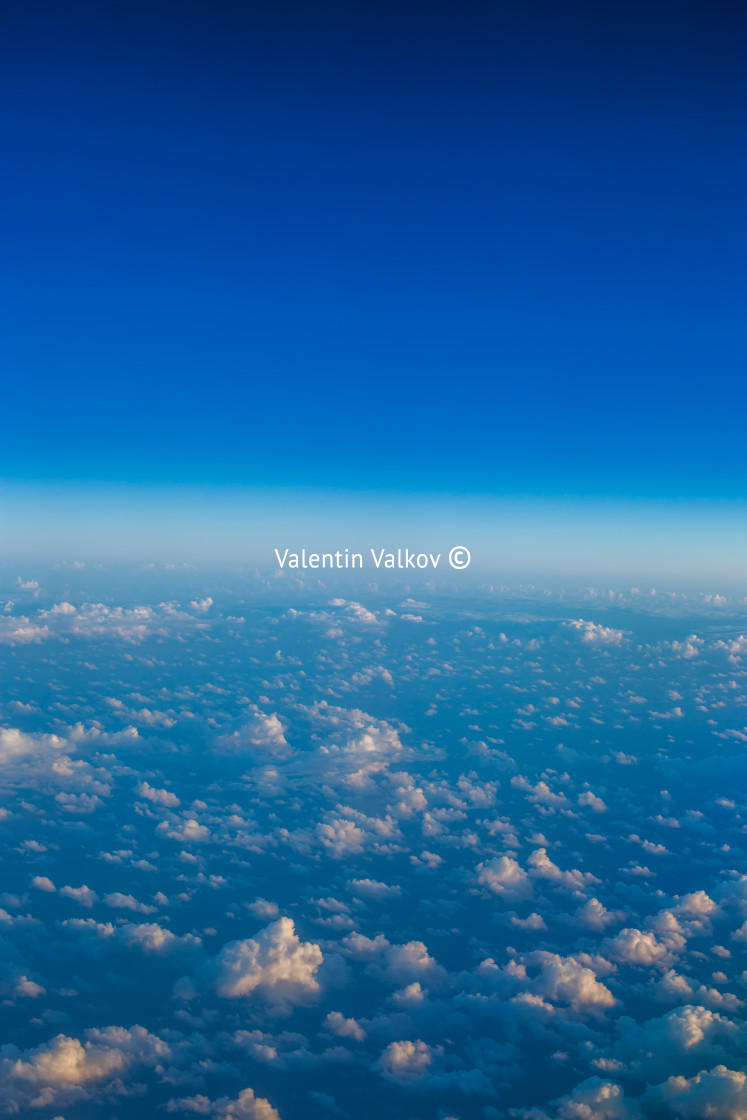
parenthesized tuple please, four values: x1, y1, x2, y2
(3, 0, 747, 505)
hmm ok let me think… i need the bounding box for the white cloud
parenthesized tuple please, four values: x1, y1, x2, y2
(545, 1076, 643, 1118)
(207, 918, 323, 1004)
(31, 876, 56, 893)
(650, 1064, 747, 1119)
(0, 1025, 169, 1109)
(103, 892, 156, 915)
(217, 709, 289, 758)
(528, 848, 599, 892)
(477, 856, 533, 900)
(167, 1087, 281, 1118)
(565, 620, 626, 645)
(379, 1039, 433, 1079)
(59, 885, 98, 908)
(324, 1011, 366, 1041)
(607, 925, 681, 969)
(528, 951, 615, 1013)
(136, 781, 181, 807)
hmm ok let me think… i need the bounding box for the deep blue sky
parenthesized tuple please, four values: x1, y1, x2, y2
(3, 0, 746, 498)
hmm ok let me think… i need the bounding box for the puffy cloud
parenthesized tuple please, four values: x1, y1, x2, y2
(59, 917, 201, 959)
(59, 885, 98, 907)
(324, 1012, 366, 1041)
(104, 892, 156, 915)
(527, 952, 615, 1013)
(0, 1025, 169, 1109)
(48, 601, 76, 614)
(574, 897, 620, 932)
(477, 856, 533, 900)
(337, 931, 446, 989)
(511, 912, 547, 931)
(316, 817, 366, 857)
(565, 620, 626, 645)
(31, 876, 56, 893)
(606, 1006, 738, 1082)
(330, 599, 379, 625)
(207, 918, 323, 1004)
(669, 634, 704, 659)
(528, 849, 599, 892)
(217, 709, 289, 758)
(350, 878, 401, 900)
(542, 1076, 643, 1118)
(136, 780, 180, 807)
(578, 790, 607, 812)
(0, 619, 50, 644)
(166, 1087, 281, 1118)
(156, 817, 211, 843)
(14, 975, 45, 998)
(1, 727, 65, 765)
(117, 923, 202, 956)
(381, 940, 446, 988)
(607, 925, 681, 969)
(650, 1065, 747, 1119)
(316, 807, 400, 857)
(378, 1039, 433, 1079)
(247, 899, 280, 921)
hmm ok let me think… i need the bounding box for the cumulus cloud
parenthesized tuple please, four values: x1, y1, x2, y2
(0, 1025, 169, 1109)
(59, 885, 98, 907)
(477, 856, 533, 900)
(103, 892, 156, 915)
(31, 876, 56, 893)
(324, 1011, 366, 1041)
(565, 619, 626, 645)
(537, 1076, 643, 1118)
(136, 780, 180, 807)
(606, 1005, 739, 1083)
(166, 1087, 281, 1118)
(649, 1064, 747, 1119)
(528, 848, 599, 892)
(378, 1039, 433, 1079)
(526, 951, 615, 1013)
(201, 918, 323, 1006)
(607, 924, 681, 970)
(217, 708, 289, 758)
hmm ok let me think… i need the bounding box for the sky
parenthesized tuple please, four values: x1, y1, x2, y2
(3, 11, 747, 1118)
(2, 0, 747, 570)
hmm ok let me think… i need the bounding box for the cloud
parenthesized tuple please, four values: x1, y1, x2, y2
(136, 781, 180, 807)
(378, 1039, 434, 1080)
(649, 1065, 747, 1119)
(527, 848, 599, 892)
(606, 925, 681, 969)
(477, 856, 533, 900)
(324, 1011, 366, 1041)
(526, 951, 615, 1013)
(202, 918, 323, 1005)
(166, 1087, 281, 1118)
(565, 620, 626, 645)
(59, 885, 98, 907)
(535, 1076, 643, 1118)
(349, 878, 401, 900)
(1, 727, 65, 765)
(103, 892, 157, 915)
(606, 1005, 739, 1083)
(31, 876, 56, 893)
(217, 709, 289, 758)
(0, 1025, 169, 1109)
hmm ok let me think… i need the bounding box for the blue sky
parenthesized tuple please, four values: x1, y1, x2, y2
(3, 12, 747, 1116)
(1, 1, 746, 567)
